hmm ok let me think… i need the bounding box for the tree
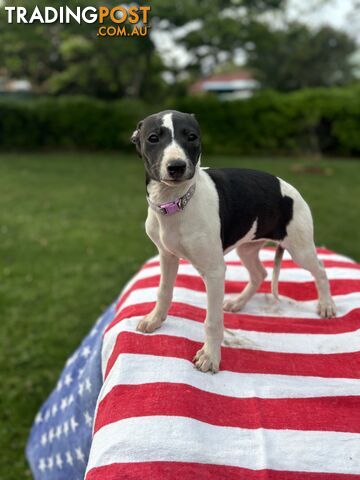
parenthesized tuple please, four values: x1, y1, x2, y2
(0, 0, 167, 100)
(152, 0, 358, 90)
(0, 0, 286, 99)
(152, 0, 286, 75)
(244, 22, 357, 91)
(1, 0, 355, 98)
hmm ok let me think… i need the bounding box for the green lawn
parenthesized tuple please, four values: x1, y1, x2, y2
(0, 153, 359, 479)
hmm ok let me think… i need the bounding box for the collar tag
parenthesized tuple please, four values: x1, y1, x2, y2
(160, 199, 181, 215)
(147, 183, 196, 216)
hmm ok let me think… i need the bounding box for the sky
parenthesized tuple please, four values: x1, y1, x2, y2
(152, 0, 359, 69)
(288, 0, 358, 34)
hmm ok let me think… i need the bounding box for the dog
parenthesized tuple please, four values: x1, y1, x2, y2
(131, 109, 336, 373)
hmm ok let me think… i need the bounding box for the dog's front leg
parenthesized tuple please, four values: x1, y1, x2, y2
(137, 250, 179, 333)
(193, 264, 225, 373)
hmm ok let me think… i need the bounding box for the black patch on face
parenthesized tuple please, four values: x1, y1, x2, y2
(205, 168, 294, 251)
(131, 110, 201, 183)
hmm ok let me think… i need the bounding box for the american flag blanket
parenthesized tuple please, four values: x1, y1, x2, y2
(27, 247, 360, 480)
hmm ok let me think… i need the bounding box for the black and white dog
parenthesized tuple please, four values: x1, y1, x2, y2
(131, 110, 336, 373)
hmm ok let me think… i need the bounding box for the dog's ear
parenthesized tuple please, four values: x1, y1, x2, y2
(131, 120, 143, 145)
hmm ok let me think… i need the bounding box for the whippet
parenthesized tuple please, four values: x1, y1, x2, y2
(131, 110, 336, 373)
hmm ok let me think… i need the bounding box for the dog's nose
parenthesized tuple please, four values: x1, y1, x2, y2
(167, 159, 187, 178)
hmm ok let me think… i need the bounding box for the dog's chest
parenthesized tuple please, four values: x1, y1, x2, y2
(146, 209, 204, 258)
(146, 176, 222, 259)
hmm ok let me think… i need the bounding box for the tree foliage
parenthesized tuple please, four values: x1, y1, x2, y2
(245, 22, 357, 91)
(0, 0, 165, 100)
(0, 0, 357, 98)
(153, 0, 286, 74)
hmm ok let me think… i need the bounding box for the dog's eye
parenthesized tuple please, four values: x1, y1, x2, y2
(188, 133, 197, 142)
(148, 134, 159, 143)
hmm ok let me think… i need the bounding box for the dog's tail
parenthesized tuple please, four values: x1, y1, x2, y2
(272, 244, 284, 300)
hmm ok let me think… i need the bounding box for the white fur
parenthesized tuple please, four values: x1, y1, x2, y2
(278, 178, 335, 318)
(162, 113, 174, 138)
(160, 113, 189, 180)
(140, 168, 258, 372)
(138, 170, 335, 372)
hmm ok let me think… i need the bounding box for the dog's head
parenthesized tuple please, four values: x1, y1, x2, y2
(131, 110, 201, 185)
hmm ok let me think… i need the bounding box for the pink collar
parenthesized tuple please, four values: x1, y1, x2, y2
(147, 183, 196, 215)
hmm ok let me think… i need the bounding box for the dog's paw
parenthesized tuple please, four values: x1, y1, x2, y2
(317, 299, 336, 318)
(193, 345, 220, 373)
(136, 312, 164, 333)
(223, 296, 247, 313)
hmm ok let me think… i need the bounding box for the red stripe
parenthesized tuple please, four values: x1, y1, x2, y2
(115, 275, 360, 311)
(94, 383, 360, 434)
(106, 301, 360, 335)
(86, 461, 360, 480)
(143, 259, 358, 270)
(104, 331, 360, 379)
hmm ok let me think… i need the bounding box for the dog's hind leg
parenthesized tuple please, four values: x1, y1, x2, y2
(278, 180, 336, 317)
(284, 239, 336, 318)
(223, 240, 267, 313)
(281, 192, 336, 318)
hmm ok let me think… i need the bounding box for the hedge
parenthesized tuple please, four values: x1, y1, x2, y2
(0, 86, 359, 156)
(173, 87, 360, 156)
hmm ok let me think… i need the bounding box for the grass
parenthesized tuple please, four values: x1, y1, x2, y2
(0, 152, 359, 479)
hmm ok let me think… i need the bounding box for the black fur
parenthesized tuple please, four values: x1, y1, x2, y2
(205, 168, 294, 251)
(131, 110, 201, 184)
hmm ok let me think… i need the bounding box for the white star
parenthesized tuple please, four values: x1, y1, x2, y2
(85, 378, 92, 392)
(48, 428, 55, 443)
(56, 379, 63, 391)
(38, 458, 46, 472)
(67, 393, 74, 406)
(60, 397, 68, 411)
(55, 453, 63, 469)
(35, 412, 43, 424)
(63, 421, 69, 436)
(44, 409, 51, 421)
(64, 373, 73, 386)
(81, 346, 91, 358)
(75, 447, 85, 462)
(77, 367, 85, 379)
(47, 456, 54, 470)
(40, 433, 47, 446)
(70, 416, 79, 432)
(51, 404, 58, 417)
(84, 411, 92, 427)
(55, 424, 62, 439)
(78, 382, 84, 396)
(65, 451, 73, 466)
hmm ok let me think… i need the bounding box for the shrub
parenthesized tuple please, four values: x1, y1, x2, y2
(173, 86, 360, 156)
(0, 87, 359, 156)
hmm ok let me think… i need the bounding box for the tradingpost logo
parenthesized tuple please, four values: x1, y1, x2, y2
(4, 4, 151, 37)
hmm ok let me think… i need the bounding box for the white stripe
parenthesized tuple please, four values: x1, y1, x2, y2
(162, 112, 174, 138)
(100, 353, 360, 401)
(129, 264, 360, 284)
(233, 249, 355, 263)
(86, 416, 360, 474)
(117, 287, 360, 319)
